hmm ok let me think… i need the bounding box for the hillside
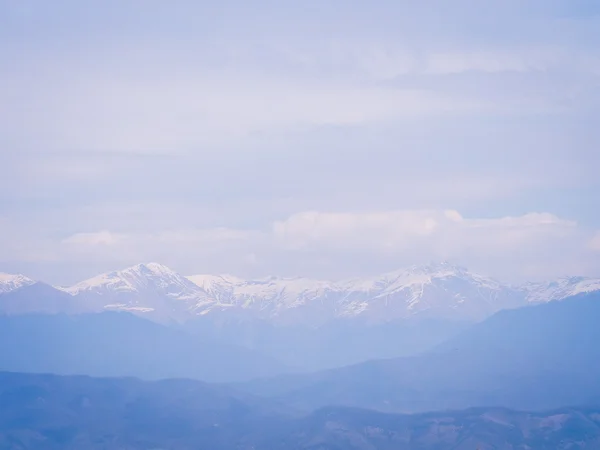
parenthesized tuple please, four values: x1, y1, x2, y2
(0, 312, 287, 383)
(1, 371, 600, 449)
(239, 292, 600, 413)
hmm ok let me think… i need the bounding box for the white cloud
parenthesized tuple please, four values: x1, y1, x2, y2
(42, 209, 597, 283)
(57, 228, 263, 271)
(272, 210, 577, 256)
(272, 210, 442, 252)
(269, 210, 596, 281)
(61, 228, 258, 252)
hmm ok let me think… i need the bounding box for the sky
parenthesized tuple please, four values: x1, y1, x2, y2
(1, 0, 600, 285)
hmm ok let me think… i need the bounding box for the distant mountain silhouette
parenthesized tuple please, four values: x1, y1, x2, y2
(0, 312, 287, 382)
(184, 316, 469, 371)
(0, 282, 90, 315)
(1, 371, 600, 449)
(239, 292, 600, 413)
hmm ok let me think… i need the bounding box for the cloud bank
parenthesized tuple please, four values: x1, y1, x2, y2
(0, 209, 591, 284)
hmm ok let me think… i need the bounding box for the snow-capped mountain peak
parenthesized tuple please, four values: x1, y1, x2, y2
(325, 263, 512, 321)
(66, 263, 195, 295)
(131, 262, 179, 277)
(337, 262, 498, 293)
(186, 273, 332, 315)
(523, 276, 600, 303)
(0, 273, 36, 294)
(187, 274, 245, 290)
(64, 262, 208, 319)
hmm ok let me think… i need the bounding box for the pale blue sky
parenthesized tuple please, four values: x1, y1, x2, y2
(1, 0, 599, 284)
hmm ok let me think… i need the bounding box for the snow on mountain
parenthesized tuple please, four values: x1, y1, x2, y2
(67, 263, 201, 299)
(327, 262, 523, 322)
(0, 273, 90, 315)
(523, 276, 600, 303)
(185, 262, 524, 323)
(66, 263, 210, 321)
(185, 274, 244, 304)
(0, 273, 35, 294)
(7, 262, 597, 324)
(336, 262, 503, 295)
(188, 274, 332, 307)
(185, 262, 600, 323)
(187, 274, 337, 322)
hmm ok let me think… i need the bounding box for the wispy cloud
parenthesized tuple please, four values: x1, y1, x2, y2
(0, 0, 599, 283)
(5, 209, 592, 283)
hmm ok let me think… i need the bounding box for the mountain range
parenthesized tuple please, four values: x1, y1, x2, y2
(2, 274, 600, 448)
(2, 262, 600, 372)
(1, 261, 599, 325)
(0, 312, 287, 382)
(3, 370, 600, 450)
(239, 291, 600, 413)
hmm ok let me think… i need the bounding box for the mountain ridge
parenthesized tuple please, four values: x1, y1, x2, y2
(0, 272, 35, 294)
(1, 262, 599, 324)
(236, 291, 600, 413)
(0, 312, 288, 382)
(2, 370, 600, 449)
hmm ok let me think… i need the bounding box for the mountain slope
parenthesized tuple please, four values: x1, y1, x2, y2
(184, 316, 469, 372)
(66, 263, 212, 322)
(331, 263, 525, 322)
(280, 406, 600, 450)
(188, 262, 520, 322)
(0, 312, 288, 382)
(0, 282, 91, 315)
(187, 274, 341, 323)
(0, 371, 287, 450)
(523, 276, 600, 302)
(186, 262, 524, 323)
(187, 262, 600, 323)
(238, 291, 600, 413)
(1, 371, 600, 449)
(0, 272, 35, 294)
